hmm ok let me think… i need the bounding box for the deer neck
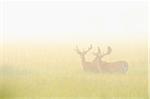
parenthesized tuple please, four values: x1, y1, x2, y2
(81, 56, 86, 63)
(93, 56, 101, 62)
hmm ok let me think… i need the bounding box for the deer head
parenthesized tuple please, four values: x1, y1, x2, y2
(75, 44, 92, 61)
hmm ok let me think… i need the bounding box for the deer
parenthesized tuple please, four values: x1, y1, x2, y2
(75, 44, 100, 73)
(93, 46, 128, 73)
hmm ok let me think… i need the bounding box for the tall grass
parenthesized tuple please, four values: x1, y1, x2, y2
(0, 43, 148, 98)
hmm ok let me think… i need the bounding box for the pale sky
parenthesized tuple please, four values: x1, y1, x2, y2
(0, 0, 147, 44)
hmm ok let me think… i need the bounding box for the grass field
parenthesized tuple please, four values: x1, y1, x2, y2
(0, 43, 148, 99)
(0, 1, 148, 98)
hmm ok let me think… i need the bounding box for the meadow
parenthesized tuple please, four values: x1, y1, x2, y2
(0, 42, 148, 99)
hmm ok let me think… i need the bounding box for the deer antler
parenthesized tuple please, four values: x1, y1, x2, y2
(75, 44, 92, 55)
(93, 47, 101, 56)
(83, 44, 92, 54)
(75, 46, 81, 54)
(101, 46, 112, 58)
(92, 46, 102, 62)
(97, 47, 102, 55)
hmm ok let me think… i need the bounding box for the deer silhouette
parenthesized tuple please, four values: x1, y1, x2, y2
(75, 45, 128, 73)
(93, 46, 128, 73)
(75, 44, 100, 73)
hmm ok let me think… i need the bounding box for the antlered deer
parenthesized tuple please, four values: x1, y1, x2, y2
(75, 45, 100, 73)
(93, 46, 128, 73)
(75, 45, 128, 73)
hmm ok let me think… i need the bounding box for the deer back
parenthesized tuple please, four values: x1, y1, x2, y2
(100, 61, 128, 73)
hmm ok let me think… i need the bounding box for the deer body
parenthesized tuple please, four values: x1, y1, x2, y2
(99, 61, 128, 73)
